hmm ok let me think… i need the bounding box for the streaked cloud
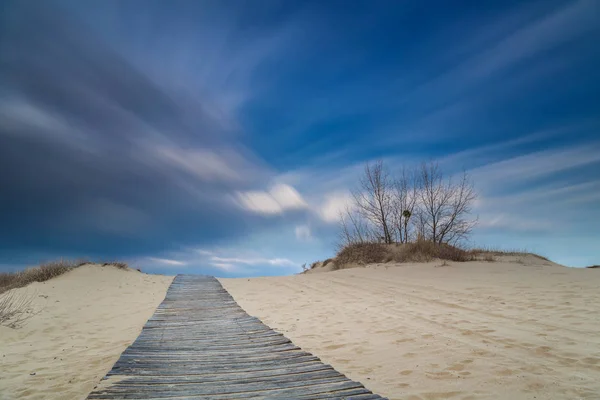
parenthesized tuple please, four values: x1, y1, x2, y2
(1, 0, 598, 270)
(235, 184, 308, 215)
(147, 257, 187, 266)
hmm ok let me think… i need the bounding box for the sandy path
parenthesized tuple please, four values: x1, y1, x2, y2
(221, 260, 600, 400)
(0, 266, 173, 400)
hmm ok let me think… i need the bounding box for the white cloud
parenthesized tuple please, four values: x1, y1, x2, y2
(155, 146, 245, 182)
(295, 225, 311, 241)
(235, 183, 307, 215)
(210, 256, 295, 267)
(270, 184, 308, 209)
(235, 190, 283, 214)
(211, 262, 236, 271)
(319, 191, 354, 223)
(146, 257, 187, 266)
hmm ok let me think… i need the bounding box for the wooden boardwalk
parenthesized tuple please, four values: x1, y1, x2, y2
(88, 275, 386, 399)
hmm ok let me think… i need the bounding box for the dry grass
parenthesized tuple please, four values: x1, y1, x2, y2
(336, 242, 389, 266)
(322, 242, 554, 271)
(0, 259, 129, 295)
(335, 240, 475, 268)
(482, 253, 496, 262)
(0, 289, 36, 328)
(469, 246, 550, 261)
(102, 262, 128, 269)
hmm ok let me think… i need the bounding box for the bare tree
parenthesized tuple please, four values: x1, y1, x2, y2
(337, 206, 374, 249)
(352, 161, 394, 244)
(417, 162, 477, 244)
(391, 168, 418, 243)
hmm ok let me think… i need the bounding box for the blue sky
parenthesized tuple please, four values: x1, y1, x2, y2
(1, 0, 599, 275)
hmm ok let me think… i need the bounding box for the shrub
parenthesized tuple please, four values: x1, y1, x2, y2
(335, 242, 388, 266)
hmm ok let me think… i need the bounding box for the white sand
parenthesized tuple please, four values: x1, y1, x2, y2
(221, 257, 600, 400)
(0, 265, 173, 400)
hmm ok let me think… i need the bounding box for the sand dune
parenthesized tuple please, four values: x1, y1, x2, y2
(221, 258, 600, 400)
(0, 265, 173, 400)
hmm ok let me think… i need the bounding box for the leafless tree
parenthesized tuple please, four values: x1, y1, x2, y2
(352, 161, 394, 244)
(337, 206, 374, 249)
(417, 162, 478, 244)
(391, 168, 418, 243)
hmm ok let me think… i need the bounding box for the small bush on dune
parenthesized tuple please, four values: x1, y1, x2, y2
(335, 242, 389, 266)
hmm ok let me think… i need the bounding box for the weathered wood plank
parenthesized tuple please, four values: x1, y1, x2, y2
(86, 274, 386, 399)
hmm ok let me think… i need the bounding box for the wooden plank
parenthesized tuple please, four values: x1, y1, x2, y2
(109, 360, 331, 377)
(86, 275, 386, 400)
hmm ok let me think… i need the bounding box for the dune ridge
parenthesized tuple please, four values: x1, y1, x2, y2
(222, 257, 600, 400)
(0, 265, 173, 400)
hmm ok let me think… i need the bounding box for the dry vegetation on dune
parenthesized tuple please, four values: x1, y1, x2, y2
(333, 241, 474, 269)
(0, 260, 130, 294)
(305, 241, 552, 272)
(0, 260, 130, 328)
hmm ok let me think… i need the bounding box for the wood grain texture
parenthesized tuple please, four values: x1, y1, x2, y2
(87, 275, 386, 399)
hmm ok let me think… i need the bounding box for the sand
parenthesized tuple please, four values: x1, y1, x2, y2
(0, 265, 173, 400)
(221, 257, 600, 400)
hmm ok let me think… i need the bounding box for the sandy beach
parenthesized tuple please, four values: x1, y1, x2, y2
(221, 258, 600, 400)
(0, 265, 173, 400)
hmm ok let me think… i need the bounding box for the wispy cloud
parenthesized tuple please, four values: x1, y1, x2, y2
(408, 1, 597, 103)
(235, 184, 308, 215)
(469, 143, 600, 191)
(210, 256, 296, 267)
(147, 257, 187, 266)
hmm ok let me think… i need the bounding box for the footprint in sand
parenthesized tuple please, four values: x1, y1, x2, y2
(582, 357, 600, 365)
(324, 344, 346, 350)
(425, 371, 456, 380)
(535, 346, 552, 355)
(496, 368, 514, 376)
